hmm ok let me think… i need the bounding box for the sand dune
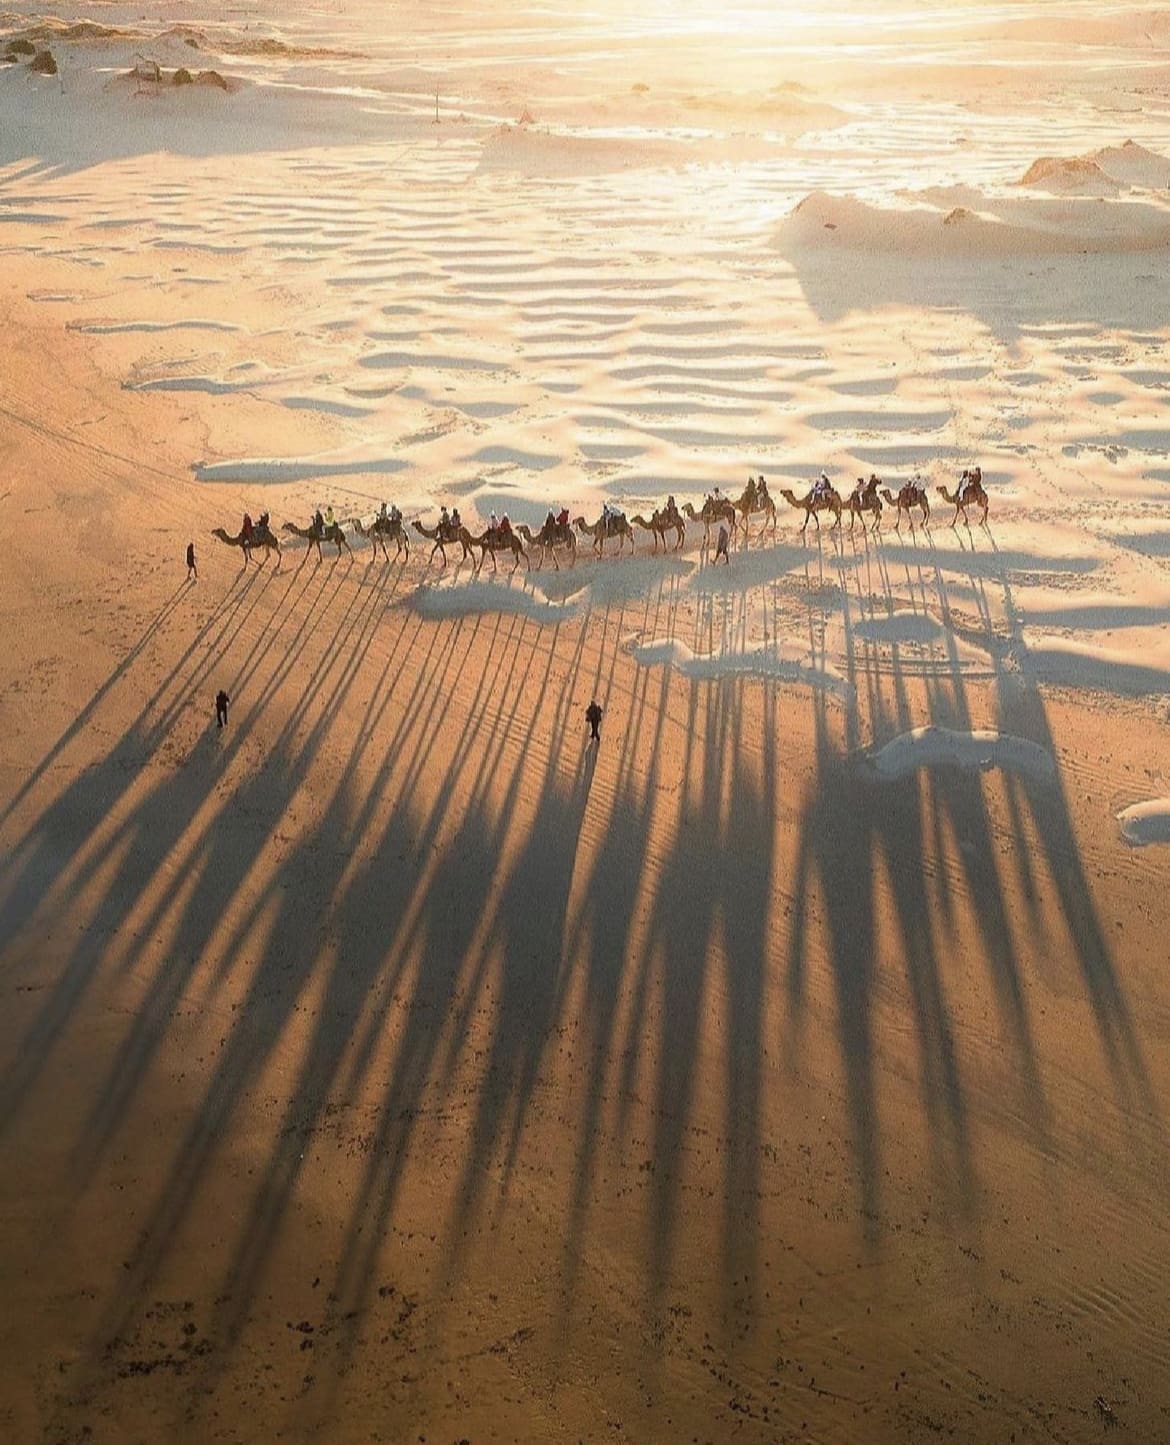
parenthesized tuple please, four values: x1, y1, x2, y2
(779, 186, 1170, 256)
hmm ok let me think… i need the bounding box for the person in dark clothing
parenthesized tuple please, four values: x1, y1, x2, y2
(216, 689, 230, 729)
(715, 523, 730, 564)
(585, 699, 603, 742)
(186, 541, 197, 581)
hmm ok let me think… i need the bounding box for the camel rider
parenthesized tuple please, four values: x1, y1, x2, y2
(557, 506, 570, 528)
(451, 507, 462, 530)
(389, 504, 401, 525)
(852, 477, 866, 500)
(746, 475, 757, 509)
(757, 475, 770, 502)
(814, 472, 831, 500)
(499, 513, 512, 539)
(545, 509, 557, 533)
(379, 500, 388, 522)
(242, 512, 254, 543)
(313, 508, 324, 534)
(488, 509, 498, 540)
(325, 505, 335, 530)
(257, 510, 270, 535)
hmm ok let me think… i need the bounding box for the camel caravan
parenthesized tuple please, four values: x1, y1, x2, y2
(211, 468, 990, 570)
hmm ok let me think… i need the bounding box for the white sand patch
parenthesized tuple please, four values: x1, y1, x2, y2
(70, 319, 241, 334)
(128, 375, 252, 395)
(194, 452, 408, 483)
(779, 189, 1170, 256)
(1116, 799, 1170, 847)
(631, 637, 850, 697)
(477, 124, 690, 176)
(864, 727, 1055, 782)
(280, 395, 375, 417)
(410, 576, 586, 624)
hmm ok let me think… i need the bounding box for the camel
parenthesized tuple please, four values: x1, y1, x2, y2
(937, 467, 989, 527)
(211, 525, 281, 566)
(517, 519, 577, 569)
(352, 515, 409, 560)
(681, 498, 737, 546)
(843, 475, 883, 533)
(281, 519, 351, 561)
(575, 511, 635, 556)
(631, 506, 685, 553)
(880, 480, 931, 530)
(411, 517, 473, 567)
(469, 526, 528, 574)
(779, 483, 842, 533)
(733, 477, 778, 539)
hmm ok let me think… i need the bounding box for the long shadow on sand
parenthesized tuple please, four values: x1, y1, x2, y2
(0, 517, 1155, 1431)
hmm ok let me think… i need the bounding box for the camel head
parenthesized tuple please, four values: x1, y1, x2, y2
(573, 516, 590, 532)
(211, 527, 235, 544)
(779, 488, 802, 508)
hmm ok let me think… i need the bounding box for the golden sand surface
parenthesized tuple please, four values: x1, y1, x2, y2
(2, 288, 1168, 1442)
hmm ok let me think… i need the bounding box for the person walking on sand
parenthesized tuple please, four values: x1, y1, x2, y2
(585, 699, 603, 743)
(215, 689, 230, 729)
(186, 541, 197, 581)
(715, 523, 730, 564)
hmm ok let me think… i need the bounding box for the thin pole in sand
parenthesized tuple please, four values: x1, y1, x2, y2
(434, 88, 440, 124)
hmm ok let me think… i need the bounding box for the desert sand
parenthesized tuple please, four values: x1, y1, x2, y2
(2, 4, 1170, 1442)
